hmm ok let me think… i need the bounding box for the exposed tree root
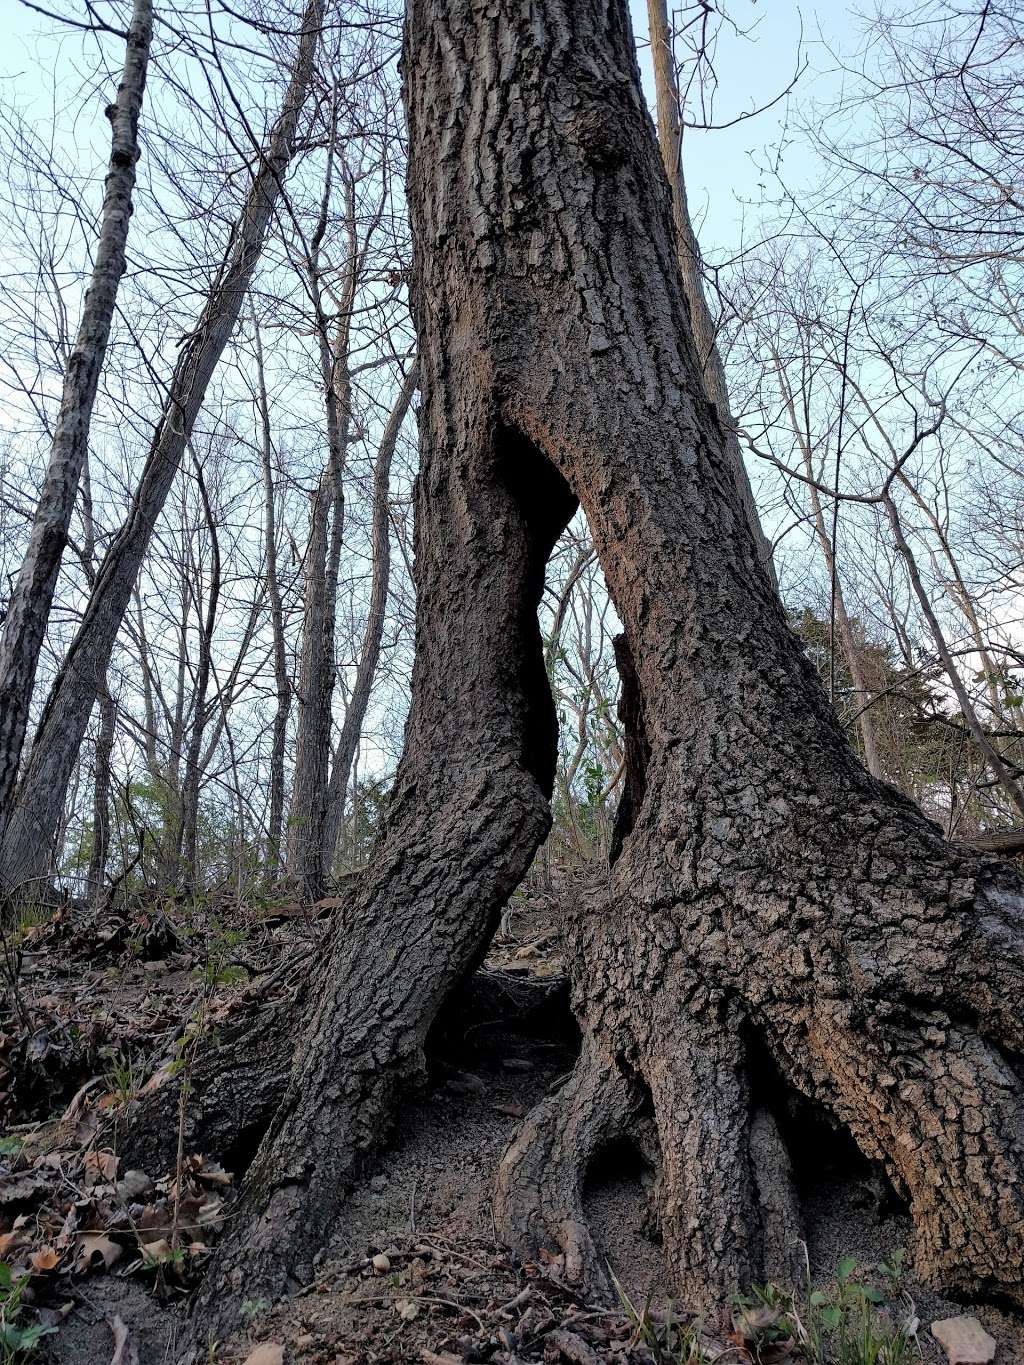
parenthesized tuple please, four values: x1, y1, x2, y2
(491, 844, 1024, 1314)
(496, 962, 805, 1311)
(117, 962, 568, 1176)
(494, 1034, 643, 1296)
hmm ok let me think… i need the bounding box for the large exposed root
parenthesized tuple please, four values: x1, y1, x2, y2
(495, 988, 804, 1311)
(116, 962, 568, 1177)
(809, 1010, 1024, 1303)
(502, 851, 1024, 1321)
(494, 1034, 642, 1296)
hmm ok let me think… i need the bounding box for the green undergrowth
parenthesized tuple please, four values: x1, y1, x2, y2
(616, 1248, 917, 1364)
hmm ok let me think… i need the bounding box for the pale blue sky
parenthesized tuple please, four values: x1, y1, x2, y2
(2, 0, 865, 262)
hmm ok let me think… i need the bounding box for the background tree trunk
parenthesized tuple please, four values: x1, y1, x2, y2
(192, 0, 1024, 1336)
(86, 682, 116, 905)
(0, 0, 151, 827)
(285, 155, 356, 895)
(0, 0, 324, 893)
(645, 0, 777, 589)
(252, 319, 291, 879)
(322, 360, 418, 865)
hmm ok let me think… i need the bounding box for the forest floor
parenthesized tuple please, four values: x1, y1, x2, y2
(2, 889, 1023, 1364)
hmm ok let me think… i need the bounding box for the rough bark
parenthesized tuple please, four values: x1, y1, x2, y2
(0, 0, 152, 825)
(323, 361, 419, 864)
(118, 962, 566, 1178)
(0, 0, 324, 893)
(190, 0, 1024, 1339)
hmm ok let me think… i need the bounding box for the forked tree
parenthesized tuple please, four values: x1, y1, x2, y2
(190, 0, 1024, 1339)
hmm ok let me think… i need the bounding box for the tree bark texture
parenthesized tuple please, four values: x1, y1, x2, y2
(86, 682, 116, 904)
(0, 0, 152, 825)
(191, 0, 1024, 1338)
(0, 0, 324, 894)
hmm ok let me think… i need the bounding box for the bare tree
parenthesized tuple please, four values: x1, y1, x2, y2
(0, 0, 152, 823)
(0, 0, 326, 892)
(322, 359, 418, 866)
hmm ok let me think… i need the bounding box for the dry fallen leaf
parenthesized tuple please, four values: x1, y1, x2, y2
(29, 1246, 61, 1274)
(76, 1232, 123, 1271)
(84, 1150, 119, 1183)
(139, 1238, 174, 1266)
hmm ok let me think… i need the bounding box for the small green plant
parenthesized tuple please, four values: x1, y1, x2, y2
(239, 1297, 271, 1323)
(731, 1282, 798, 1359)
(796, 1250, 916, 1365)
(193, 918, 248, 989)
(0, 1262, 56, 1362)
(103, 1050, 141, 1105)
(613, 1274, 711, 1363)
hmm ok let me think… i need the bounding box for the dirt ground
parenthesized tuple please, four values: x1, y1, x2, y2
(3, 887, 1023, 1364)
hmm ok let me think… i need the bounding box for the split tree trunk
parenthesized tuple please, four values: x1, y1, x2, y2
(0, 0, 151, 828)
(192, 0, 1024, 1337)
(0, 0, 324, 893)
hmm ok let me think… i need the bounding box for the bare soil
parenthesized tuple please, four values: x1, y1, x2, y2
(3, 888, 1023, 1363)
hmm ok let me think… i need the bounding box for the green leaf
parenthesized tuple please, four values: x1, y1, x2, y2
(820, 1306, 842, 1330)
(863, 1286, 885, 1303)
(809, 1290, 830, 1307)
(837, 1255, 857, 1282)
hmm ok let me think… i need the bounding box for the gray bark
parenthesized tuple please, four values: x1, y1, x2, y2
(86, 682, 116, 904)
(322, 361, 418, 865)
(0, 0, 152, 827)
(286, 162, 356, 896)
(0, 0, 324, 892)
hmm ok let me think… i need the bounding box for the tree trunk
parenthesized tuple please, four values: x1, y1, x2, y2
(253, 319, 291, 878)
(286, 164, 357, 897)
(178, 454, 221, 884)
(191, 0, 1024, 1337)
(645, 0, 777, 589)
(0, 0, 151, 827)
(322, 361, 418, 865)
(86, 682, 116, 905)
(0, 0, 324, 894)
